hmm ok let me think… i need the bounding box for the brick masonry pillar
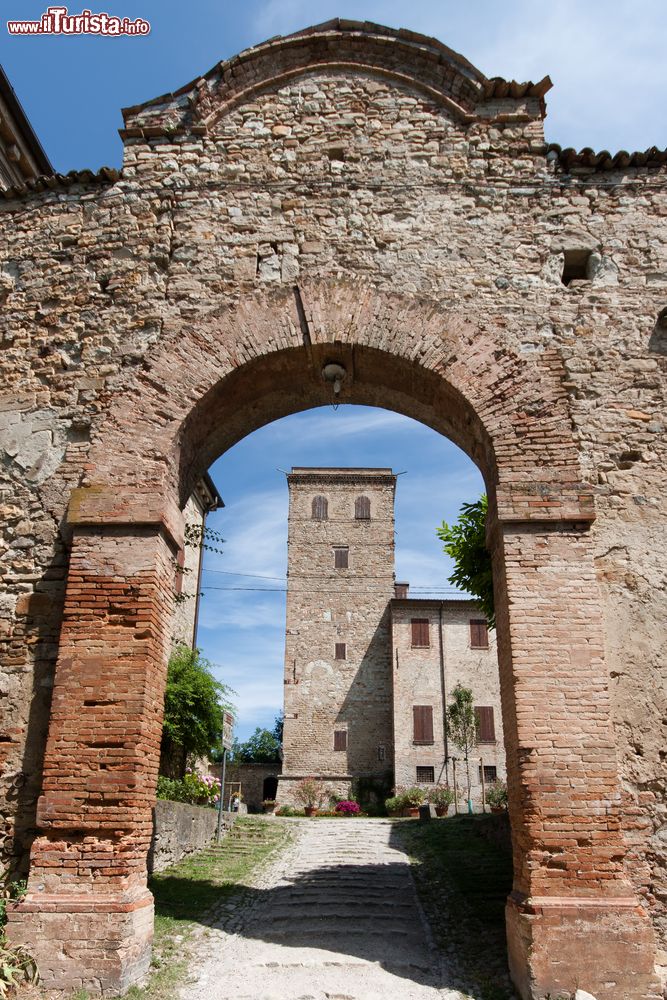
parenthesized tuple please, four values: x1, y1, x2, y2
(490, 487, 660, 1000)
(6, 489, 182, 993)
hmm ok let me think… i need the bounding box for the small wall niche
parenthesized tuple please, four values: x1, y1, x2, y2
(561, 249, 593, 286)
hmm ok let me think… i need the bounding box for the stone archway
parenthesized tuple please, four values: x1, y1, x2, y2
(7, 282, 660, 998)
(2, 18, 664, 1000)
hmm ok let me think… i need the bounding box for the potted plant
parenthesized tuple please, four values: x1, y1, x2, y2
(402, 786, 426, 817)
(427, 785, 455, 817)
(262, 799, 277, 814)
(384, 794, 403, 816)
(293, 777, 325, 816)
(486, 779, 508, 813)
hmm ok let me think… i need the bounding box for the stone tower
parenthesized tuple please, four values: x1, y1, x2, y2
(278, 468, 397, 803)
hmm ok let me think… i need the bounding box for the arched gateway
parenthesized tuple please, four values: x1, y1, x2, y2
(1, 21, 665, 999)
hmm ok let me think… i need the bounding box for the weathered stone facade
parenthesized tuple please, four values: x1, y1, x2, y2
(171, 473, 222, 648)
(391, 596, 505, 806)
(0, 20, 664, 999)
(279, 468, 396, 803)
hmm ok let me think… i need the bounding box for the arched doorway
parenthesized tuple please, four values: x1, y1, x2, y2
(7, 283, 659, 997)
(262, 775, 279, 802)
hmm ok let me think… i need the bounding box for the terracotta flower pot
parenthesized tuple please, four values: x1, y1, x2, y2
(304, 805, 317, 816)
(435, 805, 449, 817)
(405, 807, 420, 818)
(490, 805, 505, 814)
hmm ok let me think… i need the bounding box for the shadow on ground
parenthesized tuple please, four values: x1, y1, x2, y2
(152, 815, 515, 999)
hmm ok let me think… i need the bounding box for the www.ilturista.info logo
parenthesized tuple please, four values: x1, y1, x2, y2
(7, 6, 150, 35)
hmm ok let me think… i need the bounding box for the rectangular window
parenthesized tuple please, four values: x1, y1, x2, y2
(411, 618, 430, 647)
(470, 619, 489, 648)
(416, 766, 435, 783)
(334, 547, 349, 569)
(413, 705, 434, 744)
(334, 730, 347, 751)
(335, 642, 346, 660)
(475, 706, 496, 743)
(479, 764, 498, 783)
(377, 744, 386, 762)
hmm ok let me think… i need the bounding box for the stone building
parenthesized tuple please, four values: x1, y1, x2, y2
(1, 21, 664, 998)
(278, 467, 505, 809)
(279, 468, 397, 803)
(391, 592, 505, 806)
(171, 472, 223, 648)
(0, 65, 52, 191)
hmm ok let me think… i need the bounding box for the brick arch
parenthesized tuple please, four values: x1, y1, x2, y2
(10, 280, 659, 998)
(121, 21, 494, 138)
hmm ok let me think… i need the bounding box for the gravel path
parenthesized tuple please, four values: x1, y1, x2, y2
(181, 818, 475, 1000)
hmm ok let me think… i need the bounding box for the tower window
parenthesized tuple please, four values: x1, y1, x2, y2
(312, 496, 328, 520)
(335, 642, 346, 660)
(470, 619, 489, 649)
(334, 730, 347, 751)
(479, 764, 498, 783)
(416, 766, 435, 783)
(334, 547, 349, 569)
(354, 496, 371, 520)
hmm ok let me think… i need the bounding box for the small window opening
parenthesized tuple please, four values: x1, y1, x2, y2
(416, 766, 435, 783)
(561, 249, 592, 286)
(354, 496, 371, 520)
(470, 619, 489, 649)
(334, 730, 347, 751)
(335, 642, 346, 660)
(411, 618, 430, 648)
(334, 547, 349, 569)
(377, 744, 386, 762)
(312, 496, 328, 520)
(479, 764, 498, 783)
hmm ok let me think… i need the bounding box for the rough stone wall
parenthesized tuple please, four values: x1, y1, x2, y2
(281, 470, 396, 791)
(391, 599, 506, 806)
(0, 22, 664, 980)
(147, 799, 227, 873)
(225, 762, 280, 811)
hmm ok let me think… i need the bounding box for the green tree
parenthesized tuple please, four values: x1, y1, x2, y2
(436, 494, 495, 627)
(160, 645, 234, 778)
(231, 713, 283, 764)
(447, 683, 479, 810)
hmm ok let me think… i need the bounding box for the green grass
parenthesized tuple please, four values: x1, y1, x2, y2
(395, 814, 515, 1000)
(121, 817, 291, 1000)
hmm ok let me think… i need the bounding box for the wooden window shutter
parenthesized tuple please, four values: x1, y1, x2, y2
(334, 730, 347, 751)
(475, 706, 496, 743)
(413, 705, 434, 744)
(470, 619, 489, 648)
(312, 495, 328, 520)
(411, 618, 430, 647)
(354, 495, 370, 520)
(335, 642, 346, 660)
(175, 546, 185, 595)
(334, 547, 348, 569)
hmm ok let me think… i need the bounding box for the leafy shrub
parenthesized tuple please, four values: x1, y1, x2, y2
(486, 779, 508, 809)
(427, 785, 455, 808)
(156, 771, 220, 807)
(0, 879, 37, 996)
(334, 800, 360, 816)
(275, 805, 300, 817)
(399, 786, 427, 808)
(385, 794, 403, 815)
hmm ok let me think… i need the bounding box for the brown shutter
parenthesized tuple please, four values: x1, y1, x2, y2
(312, 496, 328, 520)
(475, 706, 495, 742)
(175, 546, 185, 595)
(334, 547, 348, 568)
(413, 705, 434, 744)
(335, 642, 346, 660)
(334, 730, 347, 751)
(354, 496, 370, 520)
(470, 619, 489, 648)
(411, 618, 430, 647)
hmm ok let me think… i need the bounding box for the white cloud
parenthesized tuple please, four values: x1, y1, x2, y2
(250, 0, 665, 152)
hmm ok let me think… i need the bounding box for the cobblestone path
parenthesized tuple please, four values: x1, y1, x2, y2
(182, 818, 474, 1000)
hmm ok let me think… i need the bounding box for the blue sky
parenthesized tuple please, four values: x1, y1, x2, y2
(2, 0, 665, 174)
(3, 1, 664, 740)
